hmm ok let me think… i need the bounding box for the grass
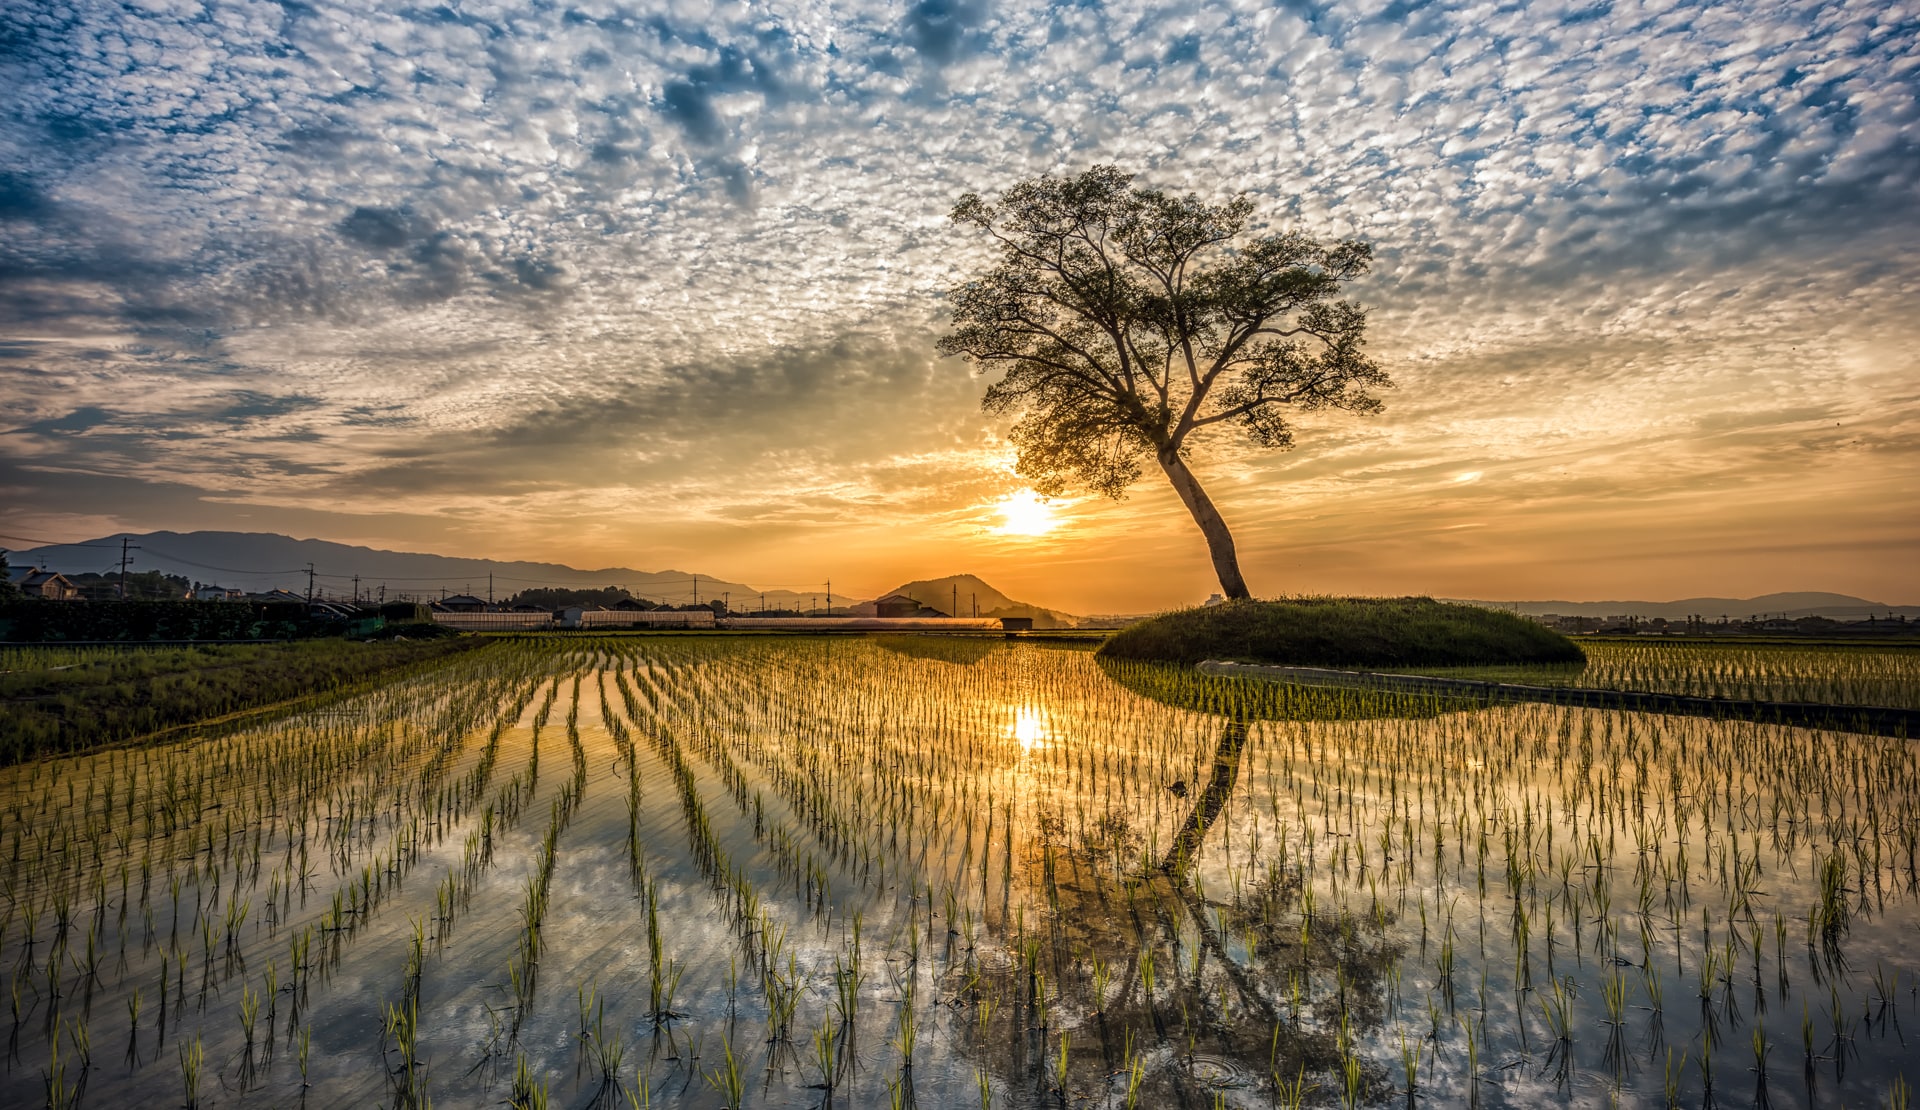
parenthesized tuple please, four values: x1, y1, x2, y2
(0, 636, 482, 763)
(1097, 596, 1585, 669)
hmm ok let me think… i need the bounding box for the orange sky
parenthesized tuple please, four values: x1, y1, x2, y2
(4, 0, 1917, 611)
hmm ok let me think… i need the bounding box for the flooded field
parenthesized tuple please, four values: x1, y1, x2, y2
(4, 635, 1917, 1108)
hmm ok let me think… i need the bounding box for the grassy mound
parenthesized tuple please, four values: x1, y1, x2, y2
(1097, 597, 1585, 669)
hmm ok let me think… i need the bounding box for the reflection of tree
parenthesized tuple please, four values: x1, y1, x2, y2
(933, 663, 1416, 1107)
(1161, 719, 1249, 874)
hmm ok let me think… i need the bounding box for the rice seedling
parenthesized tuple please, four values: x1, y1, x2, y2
(702, 1034, 742, 1107)
(509, 1052, 549, 1110)
(177, 1034, 202, 1110)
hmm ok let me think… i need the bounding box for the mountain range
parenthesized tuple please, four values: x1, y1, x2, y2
(1455, 592, 1920, 621)
(5, 531, 1076, 620)
(8, 531, 1910, 623)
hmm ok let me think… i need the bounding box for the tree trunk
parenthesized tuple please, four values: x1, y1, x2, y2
(1156, 449, 1252, 599)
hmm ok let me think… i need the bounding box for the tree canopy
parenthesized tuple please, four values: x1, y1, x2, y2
(940, 166, 1389, 598)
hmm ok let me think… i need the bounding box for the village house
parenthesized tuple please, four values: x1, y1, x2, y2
(7, 567, 81, 600)
(874, 593, 947, 619)
(249, 589, 307, 604)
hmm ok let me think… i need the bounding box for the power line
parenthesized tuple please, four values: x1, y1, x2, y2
(0, 533, 126, 550)
(5, 533, 902, 604)
(135, 547, 306, 577)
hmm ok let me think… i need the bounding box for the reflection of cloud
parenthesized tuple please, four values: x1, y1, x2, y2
(0, 0, 1911, 607)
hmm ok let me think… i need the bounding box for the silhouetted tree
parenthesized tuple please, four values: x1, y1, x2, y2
(940, 166, 1389, 598)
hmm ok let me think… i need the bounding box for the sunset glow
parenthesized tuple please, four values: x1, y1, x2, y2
(993, 490, 1060, 537)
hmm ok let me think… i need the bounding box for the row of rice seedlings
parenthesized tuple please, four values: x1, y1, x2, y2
(1573, 641, 1920, 709)
(1173, 673, 1920, 1103)
(622, 637, 1919, 1106)
(0, 638, 572, 1104)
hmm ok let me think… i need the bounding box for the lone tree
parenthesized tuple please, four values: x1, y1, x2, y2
(940, 166, 1389, 599)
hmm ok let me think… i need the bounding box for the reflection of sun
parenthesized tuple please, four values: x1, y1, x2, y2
(1009, 705, 1049, 750)
(994, 489, 1059, 536)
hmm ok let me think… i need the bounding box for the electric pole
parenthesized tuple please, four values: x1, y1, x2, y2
(488, 573, 493, 606)
(693, 576, 699, 607)
(305, 563, 316, 604)
(352, 574, 360, 606)
(953, 584, 958, 618)
(826, 579, 832, 614)
(117, 536, 139, 599)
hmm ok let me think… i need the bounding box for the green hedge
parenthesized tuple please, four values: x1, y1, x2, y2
(0, 600, 321, 642)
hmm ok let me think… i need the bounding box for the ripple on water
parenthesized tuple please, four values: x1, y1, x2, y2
(1188, 1052, 1255, 1088)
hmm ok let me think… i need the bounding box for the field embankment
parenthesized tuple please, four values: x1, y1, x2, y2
(1098, 596, 1585, 668)
(0, 636, 480, 763)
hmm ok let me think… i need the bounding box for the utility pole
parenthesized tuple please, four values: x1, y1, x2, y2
(972, 593, 977, 618)
(305, 563, 316, 604)
(352, 574, 361, 606)
(953, 584, 958, 618)
(827, 579, 832, 614)
(693, 576, 700, 607)
(488, 573, 493, 606)
(379, 584, 386, 605)
(117, 536, 139, 599)
(722, 591, 729, 614)
(760, 592, 765, 614)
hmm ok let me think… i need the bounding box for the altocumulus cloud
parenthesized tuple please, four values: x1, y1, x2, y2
(0, 0, 1915, 602)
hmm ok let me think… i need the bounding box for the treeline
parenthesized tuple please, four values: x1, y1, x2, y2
(0, 599, 436, 642)
(0, 638, 483, 764)
(503, 586, 727, 613)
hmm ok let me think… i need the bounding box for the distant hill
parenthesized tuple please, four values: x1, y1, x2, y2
(9, 531, 813, 609)
(870, 573, 1080, 629)
(6, 532, 1083, 621)
(1457, 592, 1920, 621)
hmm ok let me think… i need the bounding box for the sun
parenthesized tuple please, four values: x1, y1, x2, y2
(993, 489, 1059, 536)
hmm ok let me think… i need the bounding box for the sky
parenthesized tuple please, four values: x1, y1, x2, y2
(1, 0, 1916, 614)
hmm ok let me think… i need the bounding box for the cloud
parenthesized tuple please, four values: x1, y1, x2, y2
(903, 0, 990, 66)
(0, 0, 1913, 605)
(338, 207, 421, 252)
(0, 171, 56, 222)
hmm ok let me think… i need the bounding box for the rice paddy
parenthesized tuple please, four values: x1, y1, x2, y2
(1411, 640, 1920, 710)
(2, 634, 1915, 1108)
